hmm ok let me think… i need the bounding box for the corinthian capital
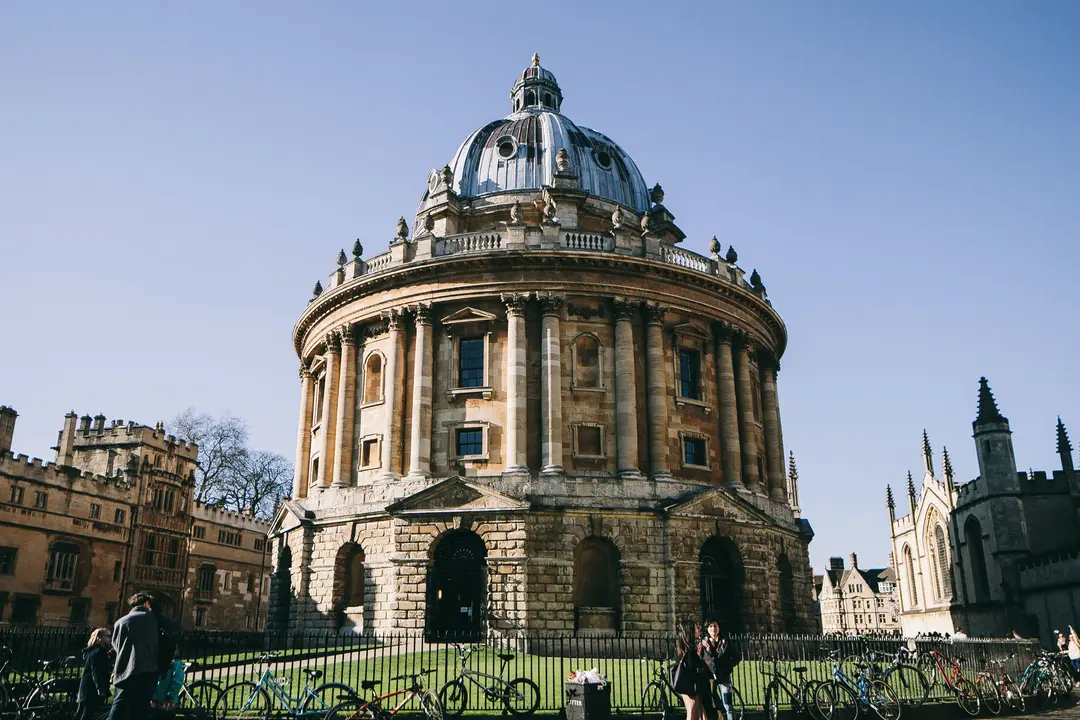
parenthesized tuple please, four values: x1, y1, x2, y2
(382, 308, 405, 331)
(413, 303, 432, 326)
(501, 293, 529, 317)
(335, 324, 356, 348)
(712, 321, 735, 344)
(299, 360, 312, 380)
(612, 297, 638, 322)
(757, 348, 780, 373)
(324, 330, 342, 353)
(642, 302, 666, 326)
(535, 292, 565, 317)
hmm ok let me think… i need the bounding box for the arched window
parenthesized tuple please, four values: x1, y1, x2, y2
(573, 334, 601, 389)
(965, 516, 990, 602)
(341, 545, 365, 607)
(700, 536, 745, 632)
(777, 554, 797, 632)
(45, 541, 79, 591)
(543, 93, 552, 107)
(525, 90, 535, 106)
(363, 353, 383, 404)
(902, 545, 918, 607)
(573, 537, 620, 632)
(934, 524, 953, 600)
(196, 563, 216, 601)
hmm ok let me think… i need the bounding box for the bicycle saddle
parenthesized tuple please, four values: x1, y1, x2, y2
(304, 669, 324, 681)
(793, 666, 808, 674)
(498, 653, 516, 662)
(361, 680, 382, 690)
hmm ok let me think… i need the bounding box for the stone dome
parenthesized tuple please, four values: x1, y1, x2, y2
(428, 55, 650, 213)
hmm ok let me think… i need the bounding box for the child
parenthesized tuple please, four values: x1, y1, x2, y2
(152, 646, 186, 713)
(76, 628, 112, 720)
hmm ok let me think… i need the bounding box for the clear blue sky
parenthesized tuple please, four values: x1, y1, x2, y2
(2, 2, 1077, 572)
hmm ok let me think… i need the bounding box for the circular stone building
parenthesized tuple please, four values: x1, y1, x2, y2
(270, 56, 815, 639)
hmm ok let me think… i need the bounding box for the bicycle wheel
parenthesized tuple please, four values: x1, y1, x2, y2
(420, 689, 444, 720)
(180, 680, 222, 710)
(325, 700, 372, 720)
(866, 680, 900, 720)
(303, 683, 359, 714)
(214, 681, 272, 719)
(21, 684, 64, 720)
(974, 674, 1000, 715)
(726, 685, 745, 720)
(882, 664, 929, 707)
(951, 677, 980, 717)
(1000, 679, 1026, 713)
(814, 682, 858, 720)
(641, 680, 670, 717)
(438, 679, 469, 717)
(802, 680, 827, 720)
(502, 678, 540, 716)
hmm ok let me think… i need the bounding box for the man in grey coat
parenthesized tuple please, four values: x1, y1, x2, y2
(107, 592, 160, 720)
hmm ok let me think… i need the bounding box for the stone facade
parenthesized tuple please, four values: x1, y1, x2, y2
(0, 406, 270, 629)
(887, 379, 1080, 644)
(270, 58, 815, 638)
(815, 554, 900, 636)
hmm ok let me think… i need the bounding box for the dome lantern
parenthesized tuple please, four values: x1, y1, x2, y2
(510, 52, 563, 113)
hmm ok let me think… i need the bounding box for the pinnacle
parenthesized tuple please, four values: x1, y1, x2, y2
(886, 484, 895, 509)
(788, 451, 799, 481)
(906, 471, 916, 498)
(942, 446, 954, 479)
(1057, 416, 1072, 455)
(974, 376, 1007, 426)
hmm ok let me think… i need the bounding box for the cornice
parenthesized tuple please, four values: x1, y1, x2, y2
(293, 251, 786, 358)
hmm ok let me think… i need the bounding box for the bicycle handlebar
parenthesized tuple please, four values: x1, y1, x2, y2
(390, 669, 436, 682)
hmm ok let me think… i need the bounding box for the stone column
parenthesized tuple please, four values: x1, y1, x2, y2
(760, 350, 787, 502)
(331, 325, 356, 488)
(292, 361, 314, 499)
(538, 293, 564, 474)
(407, 305, 433, 479)
(613, 298, 641, 477)
(378, 309, 404, 480)
(644, 303, 670, 478)
(714, 323, 743, 489)
(316, 332, 341, 488)
(502, 294, 529, 474)
(734, 336, 762, 493)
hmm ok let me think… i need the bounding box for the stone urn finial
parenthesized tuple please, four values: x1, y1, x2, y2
(650, 183, 664, 205)
(725, 245, 738, 264)
(556, 148, 570, 172)
(352, 239, 363, 259)
(708, 236, 721, 256)
(611, 206, 624, 229)
(750, 269, 763, 290)
(440, 164, 454, 188)
(312, 280, 323, 298)
(337, 249, 348, 267)
(395, 217, 409, 242)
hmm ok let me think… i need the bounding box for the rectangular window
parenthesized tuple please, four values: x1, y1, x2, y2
(89, 503, 101, 520)
(113, 560, 122, 582)
(69, 598, 90, 625)
(577, 426, 603, 457)
(0, 547, 17, 575)
(114, 508, 125, 525)
(195, 607, 206, 627)
(33, 491, 48, 510)
(360, 438, 378, 468)
(11, 596, 40, 625)
(311, 458, 320, 486)
(9, 486, 24, 505)
(224, 573, 231, 591)
(246, 614, 254, 630)
(197, 566, 216, 601)
(247, 574, 255, 593)
(683, 437, 706, 467)
(193, 525, 206, 540)
(678, 349, 700, 399)
(165, 537, 180, 569)
(455, 428, 484, 457)
(458, 337, 485, 388)
(254, 539, 266, 552)
(314, 376, 326, 423)
(141, 534, 157, 566)
(105, 602, 117, 625)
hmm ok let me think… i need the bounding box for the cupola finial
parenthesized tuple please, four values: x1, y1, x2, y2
(531, 52, 540, 67)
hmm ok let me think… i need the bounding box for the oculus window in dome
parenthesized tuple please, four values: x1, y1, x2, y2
(419, 54, 650, 213)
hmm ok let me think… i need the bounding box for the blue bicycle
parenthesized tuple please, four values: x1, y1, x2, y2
(813, 651, 901, 720)
(214, 651, 357, 719)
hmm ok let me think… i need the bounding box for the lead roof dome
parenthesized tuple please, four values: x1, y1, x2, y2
(425, 55, 650, 213)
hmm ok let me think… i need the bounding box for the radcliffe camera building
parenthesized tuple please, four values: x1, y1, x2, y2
(0, 407, 271, 630)
(270, 57, 814, 638)
(888, 378, 1079, 643)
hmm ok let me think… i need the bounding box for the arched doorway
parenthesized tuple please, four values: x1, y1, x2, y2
(425, 530, 487, 641)
(334, 543, 365, 631)
(965, 516, 990, 602)
(777, 554, 796, 633)
(273, 544, 293, 631)
(700, 536, 745, 632)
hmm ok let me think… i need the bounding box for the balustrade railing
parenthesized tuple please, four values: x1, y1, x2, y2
(660, 244, 712, 273)
(436, 232, 503, 256)
(562, 232, 609, 251)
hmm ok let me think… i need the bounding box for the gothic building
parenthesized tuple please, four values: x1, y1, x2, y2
(270, 56, 814, 638)
(888, 378, 1079, 642)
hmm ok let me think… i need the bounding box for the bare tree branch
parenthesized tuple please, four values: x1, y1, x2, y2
(220, 450, 292, 519)
(171, 408, 248, 504)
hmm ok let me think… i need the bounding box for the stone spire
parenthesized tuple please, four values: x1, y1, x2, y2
(1059, 417, 1074, 473)
(787, 451, 801, 517)
(886, 484, 896, 523)
(921, 429, 934, 477)
(906, 471, 917, 514)
(974, 376, 1007, 427)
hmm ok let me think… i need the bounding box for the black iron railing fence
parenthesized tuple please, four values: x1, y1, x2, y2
(0, 626, 1043, 715)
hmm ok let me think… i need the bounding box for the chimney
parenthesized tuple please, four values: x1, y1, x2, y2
(850, 553, 858, 570)
(93, 414, 106, 433)
(829, 556, 844, 571)
(55, 412, 77, 466)
(79, 415, 92, 432)
(0, 406, 17, 454)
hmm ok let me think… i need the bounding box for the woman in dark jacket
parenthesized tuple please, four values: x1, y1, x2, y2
(77, 627, 113, 720)
(698, 620, 739, 720)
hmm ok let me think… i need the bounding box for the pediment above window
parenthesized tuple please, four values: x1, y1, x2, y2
(440, 307, 499, 328)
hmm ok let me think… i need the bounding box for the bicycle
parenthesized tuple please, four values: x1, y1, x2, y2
(1018, 650, 1070, 708)
(855, 647, 929, 708)
(437, 644, 539, 716)
(17, 655, 80, 720)
(926, 650, 979, 717)
(639, 656, 744, 720)
(813, 651, 900, 720)
(328, 669, 443, 720)
(214, 651, 357, 719)
(175, 661, 222, 713)
(759, 657, 822, 720)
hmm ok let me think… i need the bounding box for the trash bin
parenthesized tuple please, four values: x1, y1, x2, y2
(565, 682, 611, 720)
